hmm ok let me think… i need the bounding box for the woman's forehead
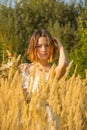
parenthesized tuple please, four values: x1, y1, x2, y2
(38, 37, 49, 44)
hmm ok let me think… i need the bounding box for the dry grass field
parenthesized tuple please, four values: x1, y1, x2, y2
(0, 57, 87, 130)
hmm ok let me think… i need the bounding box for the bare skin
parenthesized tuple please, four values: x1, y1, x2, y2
(34, 36, 68, 79)
(19, 30, 69, 129)
(54, 38, 69, 78)
(19, 36, 68, 102)
(19, 36, 68, 78)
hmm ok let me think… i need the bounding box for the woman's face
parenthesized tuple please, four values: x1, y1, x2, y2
(36, 37, 50, 62)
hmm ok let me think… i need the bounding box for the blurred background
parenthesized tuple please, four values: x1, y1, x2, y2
(0, 0, 87, 78)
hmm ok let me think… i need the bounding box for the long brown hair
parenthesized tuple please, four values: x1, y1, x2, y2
(27, 29, 58, 62)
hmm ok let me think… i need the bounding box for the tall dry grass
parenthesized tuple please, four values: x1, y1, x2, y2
(0, 58, 87, 130)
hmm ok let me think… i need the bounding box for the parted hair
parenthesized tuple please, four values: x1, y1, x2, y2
(27, 29, 58, 62)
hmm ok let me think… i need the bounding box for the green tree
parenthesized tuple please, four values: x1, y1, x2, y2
(74, 18, 87, 78)
(0, 5, 19, 63)
(14, 0, 79, 57)
(0, 0, 86, 65)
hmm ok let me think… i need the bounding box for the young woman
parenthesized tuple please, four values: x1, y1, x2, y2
(19, 29, 68, 129)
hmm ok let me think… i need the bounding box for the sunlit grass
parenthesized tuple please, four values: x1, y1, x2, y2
(0, 57, 87, 130)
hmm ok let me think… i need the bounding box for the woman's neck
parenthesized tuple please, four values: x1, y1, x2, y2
(36, 61, 49, 67)
(34, 61, 50, 72)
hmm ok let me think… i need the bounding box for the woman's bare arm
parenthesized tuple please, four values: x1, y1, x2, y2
(54, 38, 69, 79)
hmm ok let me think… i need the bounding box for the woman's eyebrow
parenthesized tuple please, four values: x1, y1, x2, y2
(37, 42, 49, 45)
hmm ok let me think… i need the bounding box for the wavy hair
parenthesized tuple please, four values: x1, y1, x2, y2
(27, 29, 58, 62)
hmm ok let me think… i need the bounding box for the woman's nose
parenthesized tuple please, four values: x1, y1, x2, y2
(42, 45, 46, 51)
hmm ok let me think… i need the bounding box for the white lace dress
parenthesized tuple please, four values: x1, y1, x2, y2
(20, 63, 60, 130)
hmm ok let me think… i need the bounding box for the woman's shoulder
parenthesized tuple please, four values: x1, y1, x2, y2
(18, 63, 34, 73)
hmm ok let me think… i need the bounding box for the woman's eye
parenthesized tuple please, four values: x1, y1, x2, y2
(36, 44, 49, 48)
(45, 44, 49, 47)
(36, 45, 42, 48)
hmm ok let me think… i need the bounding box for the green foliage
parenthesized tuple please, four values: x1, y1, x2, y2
(0, 32, 19, 63)
(0, 0, 87, 77)
(14, 0, 79, 56)
(74, 18, 87, 78)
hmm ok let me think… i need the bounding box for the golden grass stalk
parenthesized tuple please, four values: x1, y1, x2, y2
(0, 61, 87, 130)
